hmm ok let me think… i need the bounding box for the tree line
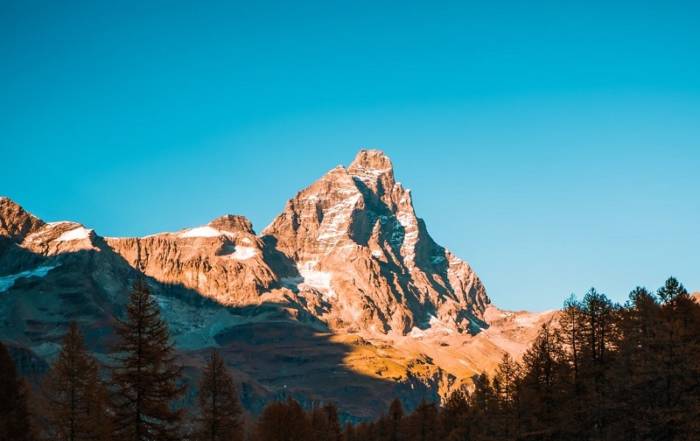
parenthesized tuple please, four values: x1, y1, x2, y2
(1, 277, 699, 441)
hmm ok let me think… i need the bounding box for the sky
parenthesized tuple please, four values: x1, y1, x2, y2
(1, 1, 699, 310)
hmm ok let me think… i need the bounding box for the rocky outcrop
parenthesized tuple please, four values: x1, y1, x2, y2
(105, 214, 278, 305)
(0, 197, 45, 241)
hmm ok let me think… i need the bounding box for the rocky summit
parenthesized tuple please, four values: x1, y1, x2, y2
(0, 151, 551, 419)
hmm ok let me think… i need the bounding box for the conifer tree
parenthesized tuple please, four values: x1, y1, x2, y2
(308, 403, 341, 441)
(196, 350, 242, 441)
(42, 322, 111, 441)
(656, 277, 700, 439)
(110, 278, 185, 441)
(439, 389, 471, 441)
(578, 289, 618, 438)
(559, 294, 583, 384)
(255, 398, 309, 441)
(493, 353, 521, 440)
(612, 287, 664, 439)
(0, 341, 35, 441)
(354, 421, 379, 441)
(519, 325, 570, 440)
(401, 400, 438, 441)
(657, 276, 688, 304)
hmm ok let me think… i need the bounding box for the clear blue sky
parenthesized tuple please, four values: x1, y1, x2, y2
(2, 1, 699, 310)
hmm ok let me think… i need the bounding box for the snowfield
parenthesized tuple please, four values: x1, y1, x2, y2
(56, 226, 92, 242)
(0, 264, 60, 293)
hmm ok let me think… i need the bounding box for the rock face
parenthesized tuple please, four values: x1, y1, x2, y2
(0, 197, 45, 241)
(105, 214, 278, 306)
(263, 150, 489, 334)
(0, 150, 528, 419)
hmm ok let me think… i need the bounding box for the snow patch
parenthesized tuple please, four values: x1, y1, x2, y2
(409, 327, 427, 338)
(179, 226, 223, 238)
(56, 226, 92, 242)
(179, 226, 236, 238)
(297, 261, 336, 300)
(513, 310, 556, 327)
(231, 246, 258, 260)
(428, 315, 455, 335)
(0, 263, 60, 293)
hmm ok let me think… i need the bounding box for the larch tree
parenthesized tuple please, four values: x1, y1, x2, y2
(255, 398, 310, 441)
(493, 353, 522, 440)
(42, 322, 111, 441)
(439, 389, 471, 441)
(401, 400, 439, 441)
(196, 350, 242, 441)
(308, 402, 341, 441)
(656, 277, 700, 439)
(519, 324, 571, 440)
(110, 278, 185, 441)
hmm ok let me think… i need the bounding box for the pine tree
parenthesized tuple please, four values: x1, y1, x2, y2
(656, 277, 700, 439)
(42, 322, 111, 441)
(579, 288, 618, 439)
(0, 341, 35, 441)
(440, 389, 471, 441)
(493, 353, 521, 440)
(657, 276, 688, 304)
(196, 350, 242, 441)
(401, 400, 438, 441)
(110, 278, 185, 441)
(468, 372, 499, 441)
(612, 287, 664, 440)
(519, 325, 571, 440)
(559, 294, 583, 385)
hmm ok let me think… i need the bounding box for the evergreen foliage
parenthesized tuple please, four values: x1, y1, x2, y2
(110, 278, 185, 441)
(196, 350, 243, 441)
(2, 276, 699, 441)
(42, 322, 111, 441)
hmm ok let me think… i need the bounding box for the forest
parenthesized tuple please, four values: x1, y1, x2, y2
(1, 277, 698, 441)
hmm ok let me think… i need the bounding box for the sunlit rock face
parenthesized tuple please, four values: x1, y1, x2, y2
(105, 214, 278, 306)
(0, 197, 45, 241)
(263, 149, 489, 335)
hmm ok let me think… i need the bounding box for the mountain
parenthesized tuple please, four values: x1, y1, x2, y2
(0, 150, 551, 419)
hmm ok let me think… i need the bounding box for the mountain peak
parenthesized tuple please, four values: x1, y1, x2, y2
(348, 149, 396, 193)
(0, 197, 45, 241)
(349, 149, 393, 173)
(261, 149, 489, 335)
(209, 214, 255, 234)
